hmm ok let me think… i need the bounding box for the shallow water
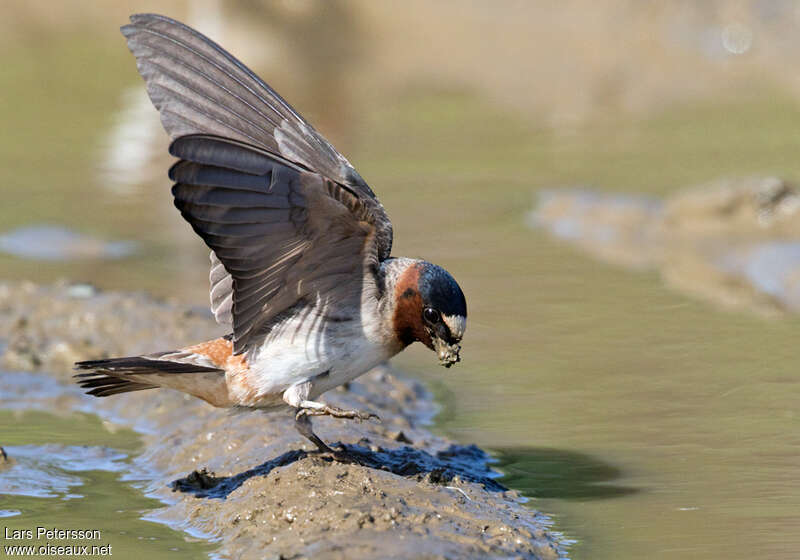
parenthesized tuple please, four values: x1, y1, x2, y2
(4, 19, 800, 560)
(0, 225, 137, 261)
(0, 400, 213, 558)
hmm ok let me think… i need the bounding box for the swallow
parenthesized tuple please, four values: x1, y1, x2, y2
(74, 14, 467, 457)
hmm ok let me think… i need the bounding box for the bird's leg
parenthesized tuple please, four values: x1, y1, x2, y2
(283, 382, 378, 464)
(283, 381, 379, 424)
(294, 412, 334, 454)
(285, 383, 337, 453)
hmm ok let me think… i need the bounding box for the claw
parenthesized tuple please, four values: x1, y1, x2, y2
(296, 404, 379, 422)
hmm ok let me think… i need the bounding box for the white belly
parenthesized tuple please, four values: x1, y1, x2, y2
(244, 305, 396, 404)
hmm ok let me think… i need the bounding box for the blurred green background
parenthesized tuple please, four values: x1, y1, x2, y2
(2, 1, 800, 558)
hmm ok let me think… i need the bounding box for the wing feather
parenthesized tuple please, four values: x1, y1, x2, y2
(170, 135, 379, 354)
(209, 253, 233, 324)
(124, 15, 392, 253)
(123, 14, 369, 189)
(123, 14, 393, 338)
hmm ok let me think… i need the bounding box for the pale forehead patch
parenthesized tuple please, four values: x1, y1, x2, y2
(442, 314, 467, 340)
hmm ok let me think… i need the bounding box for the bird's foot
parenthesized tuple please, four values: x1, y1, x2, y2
(295, 404, 379, 422)
(318, 447, 365, 465)
(293, 402, 377, 467)
(298, 431, 363, 465)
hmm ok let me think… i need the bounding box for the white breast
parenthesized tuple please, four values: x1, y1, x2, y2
(244, 295, 396, 403)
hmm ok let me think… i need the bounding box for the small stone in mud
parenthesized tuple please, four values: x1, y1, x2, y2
(171, 468, 221, 492)
(425, 468, 455, 486)
(391, 431, 413, 444)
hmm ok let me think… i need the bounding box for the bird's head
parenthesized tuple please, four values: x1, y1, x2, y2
(391, 261, 467, 367)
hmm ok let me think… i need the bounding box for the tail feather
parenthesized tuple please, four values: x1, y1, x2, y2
(74, 356, 223, 398)
(76, 376, 158, 397)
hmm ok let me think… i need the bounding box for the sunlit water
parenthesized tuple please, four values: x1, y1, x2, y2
(0, 393, 213, 558)
(4, 25, 800, 560)
(0, 225, 137, 261)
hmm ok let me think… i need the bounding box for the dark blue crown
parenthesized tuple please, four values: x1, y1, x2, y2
(418, 263, 467, 318)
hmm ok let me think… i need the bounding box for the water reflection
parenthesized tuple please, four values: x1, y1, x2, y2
(493, 447, 638, 501)
(0, 402, 214, 559)
(0, 225, 137, 261)
(0, 444, 127, 499)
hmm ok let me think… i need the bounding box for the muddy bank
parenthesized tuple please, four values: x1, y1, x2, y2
(530, 177, 800, 315)
(0, 282, 565, 559)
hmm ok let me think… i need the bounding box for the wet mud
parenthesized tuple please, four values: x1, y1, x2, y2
(531, 177, 800, 315)
(0, 282, 565, 559)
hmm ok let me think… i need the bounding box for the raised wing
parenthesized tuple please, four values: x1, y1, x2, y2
(169, 135, 385, 355)
(122, 13, 394, 345)
(122, 13, 371, 192)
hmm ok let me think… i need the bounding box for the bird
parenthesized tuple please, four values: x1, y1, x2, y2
(74, 14, 467, 458)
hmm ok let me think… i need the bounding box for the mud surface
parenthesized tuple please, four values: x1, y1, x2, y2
(531, 177, 800, 315)
(0, 282, 565, 559)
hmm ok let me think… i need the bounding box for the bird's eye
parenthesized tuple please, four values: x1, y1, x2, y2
(423, 307, 440, 323)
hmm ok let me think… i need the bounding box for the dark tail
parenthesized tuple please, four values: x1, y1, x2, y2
(74, 356, 222, 397)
